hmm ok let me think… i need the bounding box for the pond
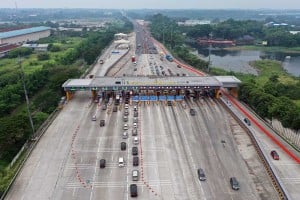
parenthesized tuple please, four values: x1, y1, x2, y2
(194, 48, 300, 77)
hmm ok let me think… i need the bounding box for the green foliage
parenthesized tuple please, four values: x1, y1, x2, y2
(184, 18, 300, 47)
(173, 46, 208, 70)
(32, 112, 49, 128)
(238, 78, 300, 130)
(7, 47, 33, 58)
(48, 44, 61, 52)
(37, 53, 50, 61)
(0, 113, 31, 161)
(149, 14, 184, 49)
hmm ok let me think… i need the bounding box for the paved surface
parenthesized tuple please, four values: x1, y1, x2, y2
(226, 98, 300, 200)
(5, 21, 287, 200)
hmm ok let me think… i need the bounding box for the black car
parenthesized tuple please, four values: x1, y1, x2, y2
(230, 177, 240, 190)
(121, 142, 126, 151)
(130, 184, 138, 197)
(132, 147, 138, 155)
(244, 118, 251, 126)
(190, 109, 196, 116)
(100, 120, 105, 127)
(100, 159, 106, 168)
(197, 168, 206, 181)
(133, 156, 139, 166)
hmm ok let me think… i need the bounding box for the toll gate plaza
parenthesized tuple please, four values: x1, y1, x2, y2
(62, 76, 241, 101)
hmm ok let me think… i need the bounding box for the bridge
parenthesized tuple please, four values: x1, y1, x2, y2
(62, 75, 241, 101)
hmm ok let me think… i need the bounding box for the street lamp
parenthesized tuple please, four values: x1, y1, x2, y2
(18, 56, 35, 135)
(207, 32, 213, 72)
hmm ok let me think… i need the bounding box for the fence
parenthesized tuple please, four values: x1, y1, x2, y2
(271, 119, 300, 150)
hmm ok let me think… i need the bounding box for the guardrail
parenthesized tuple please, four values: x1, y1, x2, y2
(240, 102, 300, 152)
(219, 98, 290, 200)
(0, 109, 60, 200)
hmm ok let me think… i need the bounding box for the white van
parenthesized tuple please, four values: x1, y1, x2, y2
(133, 137, 139, 145)
(118, 157, 124, 167)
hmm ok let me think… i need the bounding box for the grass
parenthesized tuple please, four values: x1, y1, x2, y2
(0, 36, 85, 76)
(0, 151, 27, 194)
(248, 60, 298, 86)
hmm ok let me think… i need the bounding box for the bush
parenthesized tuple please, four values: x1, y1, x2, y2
(7, 47, 33, 58)
(48, 44, 61, 52)
(37, 53, 50, 61)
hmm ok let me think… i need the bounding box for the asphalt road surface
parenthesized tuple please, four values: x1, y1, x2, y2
(5, 21, 284, 200)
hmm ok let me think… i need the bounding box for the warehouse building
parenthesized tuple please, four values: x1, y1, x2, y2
(0, 26, 51, 45)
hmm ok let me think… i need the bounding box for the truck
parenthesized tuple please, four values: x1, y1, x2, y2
(165, 54, 173, 62)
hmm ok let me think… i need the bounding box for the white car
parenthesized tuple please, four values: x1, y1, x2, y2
(124, 124, 128, 130)
(92, 115, 96, 121)
(122, 131, 128, 139)
(125, 104, 129, 109)
(133, 122, 138, 128)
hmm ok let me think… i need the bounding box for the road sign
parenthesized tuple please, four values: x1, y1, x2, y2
(175, 95, 184, 101)
(167, 96, 175, 101)
(139, 96, 149, 101)
(159, 96, 166, 101)
(132, 96, 139, 101)
(149, 95, 158, 101)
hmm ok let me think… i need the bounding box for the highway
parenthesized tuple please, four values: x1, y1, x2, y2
(5, 19, 297, 200)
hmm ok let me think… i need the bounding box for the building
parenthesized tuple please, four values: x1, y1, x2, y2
(178, 20, 211, 26)
(22, 43, 49, 52)
(0, 43, 19, 57)
(0, 26, 51, 45)
(114, 33, 128, 40)
(114, 39, 130, 49)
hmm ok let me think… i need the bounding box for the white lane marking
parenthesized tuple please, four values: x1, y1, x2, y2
(89, 121, 104, 200)
(126, 135, 130, 200)
(66, 180, 172, 188)
(72, 188, 76, 196)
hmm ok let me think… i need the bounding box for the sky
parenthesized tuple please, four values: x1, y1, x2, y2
(1, 0, 300, 9)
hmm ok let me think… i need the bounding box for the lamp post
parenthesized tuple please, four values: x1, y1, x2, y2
(208, 32, 213, 72)
(18, 56, 35, 135)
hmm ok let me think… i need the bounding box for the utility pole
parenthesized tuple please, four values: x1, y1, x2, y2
(18, 56, 35, 135)
(163, 29, 165, 45)
(170, 26, 173, 49)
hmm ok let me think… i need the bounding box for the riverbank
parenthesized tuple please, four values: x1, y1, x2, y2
(225, 45, 300, 54)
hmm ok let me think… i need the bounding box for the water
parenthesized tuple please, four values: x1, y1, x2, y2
(194, 48, 300, 77)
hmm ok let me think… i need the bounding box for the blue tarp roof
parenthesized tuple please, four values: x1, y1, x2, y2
(0, 26, 51, 39)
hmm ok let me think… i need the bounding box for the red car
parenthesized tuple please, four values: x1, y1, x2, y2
(271, 150, 279, 160)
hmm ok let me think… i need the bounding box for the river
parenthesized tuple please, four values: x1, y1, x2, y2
(193, 48, 300, 77)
